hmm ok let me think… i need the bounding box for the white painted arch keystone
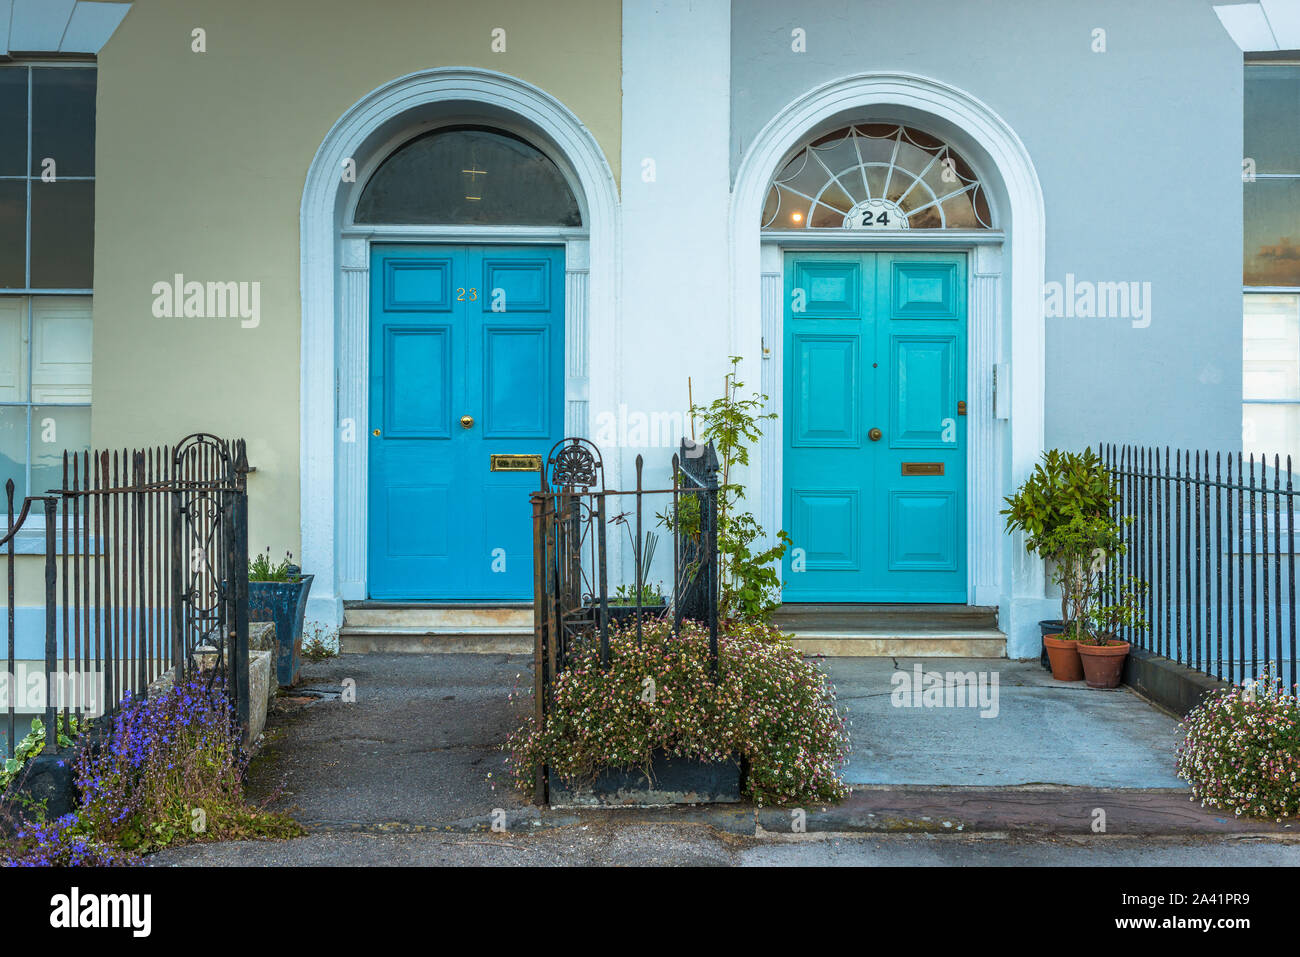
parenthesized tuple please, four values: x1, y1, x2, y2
(299, 67, 619, 628)
(730, 72, 1048, 657)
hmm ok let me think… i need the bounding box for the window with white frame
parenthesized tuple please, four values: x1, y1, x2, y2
(1243, 60, 1300, 469)
(0, 63, 95, 506)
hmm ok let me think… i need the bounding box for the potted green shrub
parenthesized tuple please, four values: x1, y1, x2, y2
(1076, 576, 1147, 688)
(247, 549, 314, 688)
(606, 582, 668, 625)
(1002, 449, 1122, 681)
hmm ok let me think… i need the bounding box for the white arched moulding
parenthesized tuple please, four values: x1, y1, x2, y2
(300, 68, 620, 628)
(730, 72, 1047, 658)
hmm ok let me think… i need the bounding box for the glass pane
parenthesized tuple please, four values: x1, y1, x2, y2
(0, 180, 26, 289)
(31, 68, 96, 178)
(770, 184, 811, 228)
(29, 405, 89, 496)
(771, 150, 827, 204)
(30, 180, 93, 289)
(1245, 64, 1300, 176)
(1244, 294, 1300, 400)
(762, 185, 780, 228)
(1243, 402, 1300, 470)
(1244, 179, 1300, 287)
(355, 126, 580, 226)
(30, 297, 91, 402)
(941, 191, 981, 229)
(0, 68, 27, 177)
(0, 298, 26, 403)
(0, 405, 26, 503)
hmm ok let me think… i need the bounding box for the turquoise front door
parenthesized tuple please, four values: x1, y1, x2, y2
(782, 251, 967, 602)
(368, 244, 564, 599)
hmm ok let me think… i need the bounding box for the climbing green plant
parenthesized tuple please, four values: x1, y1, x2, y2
(690, 357, 790, 624)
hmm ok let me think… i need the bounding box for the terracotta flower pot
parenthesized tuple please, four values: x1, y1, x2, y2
(1042, 633, 1084, 682)
(1076, 639, 1130, 689)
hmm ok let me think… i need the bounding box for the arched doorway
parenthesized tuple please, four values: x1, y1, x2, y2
(356, 125, 577, 599)
(730, 73, 1046, 655)
(300, 69, 618, 623)
(767, 123, 992, 603)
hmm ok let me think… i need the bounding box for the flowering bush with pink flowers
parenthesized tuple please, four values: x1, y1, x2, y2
(507, 619, 850, 805)
(1176, 674, 1300, 821)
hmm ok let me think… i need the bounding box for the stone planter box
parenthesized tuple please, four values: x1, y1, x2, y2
(248, 573, 313, 688)
(549, 751, 742, 806)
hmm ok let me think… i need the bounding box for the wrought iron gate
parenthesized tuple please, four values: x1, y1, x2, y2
(529, 437, 720, 803)
(2, 433, 251, 757)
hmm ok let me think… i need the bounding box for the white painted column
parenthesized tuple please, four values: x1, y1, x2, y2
(619, 0, 733, 584)
(337, 238, 369, 601)
(565, 241, 590, 437)
(971, 245, 1002, 608)
(619, 0, 733, 477)
(759, 245, 782, 561)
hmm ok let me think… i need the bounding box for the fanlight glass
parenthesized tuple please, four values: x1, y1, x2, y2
(763, 124, 993, 230)
(355, 125, 581, 227)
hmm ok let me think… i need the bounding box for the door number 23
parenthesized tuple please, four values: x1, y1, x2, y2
(456, 287, 478, 301)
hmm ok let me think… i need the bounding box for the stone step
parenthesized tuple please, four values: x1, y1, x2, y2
(340, 629, 531, 655)
(343, 603, 532, 629)
(339, 603, 1005, 657)
(787, 631, 1007, 658)
(775, 603, 1004, 657)
(773, 603, 999, 631)
(340, 604, 533, 655)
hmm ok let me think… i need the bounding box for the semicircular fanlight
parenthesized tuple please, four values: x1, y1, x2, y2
(355, 125, 581, 227)
(762, 124, 993, 231)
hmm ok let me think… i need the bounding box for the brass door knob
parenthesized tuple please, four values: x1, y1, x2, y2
(460, 415, 475, 429)
(868, 427, 882, 441)
(372, 429, 381, 437)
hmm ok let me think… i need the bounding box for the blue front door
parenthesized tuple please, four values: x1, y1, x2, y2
(368, 244, 564, 599)
(782, 251, 967, 602)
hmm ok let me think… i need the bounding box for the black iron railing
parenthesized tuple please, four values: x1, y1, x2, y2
(1, 433, 251, 758)
(1100, 444, 1297, 691)
(529, 437, 720, 803)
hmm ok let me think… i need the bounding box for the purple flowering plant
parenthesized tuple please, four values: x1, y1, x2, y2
(73, 674, 300, 853)
(4, 673, 300, 864)
(506, 618, 850, 805)
(3, 813, 138, 867)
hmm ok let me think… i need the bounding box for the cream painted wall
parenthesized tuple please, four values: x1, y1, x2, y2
(89, 0, 622, 558)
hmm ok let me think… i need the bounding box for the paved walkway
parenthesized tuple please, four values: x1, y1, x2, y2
(146, 651, 1296, 866)
(824, 657, 1185, 788)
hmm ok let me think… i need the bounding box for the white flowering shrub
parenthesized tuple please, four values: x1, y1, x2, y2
(1176, 674, 1300, 821)
(507, 618, 850, 805)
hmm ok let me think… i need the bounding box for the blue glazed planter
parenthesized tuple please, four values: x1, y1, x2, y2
(248, 573, 314, 687)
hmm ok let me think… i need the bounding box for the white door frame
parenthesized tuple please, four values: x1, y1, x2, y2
(299, 68, 620, 627)
(732, 72, 1047, 653)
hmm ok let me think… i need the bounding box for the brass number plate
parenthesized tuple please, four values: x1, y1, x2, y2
(901, 462, 944, 476)
(490, 454, 542, 472)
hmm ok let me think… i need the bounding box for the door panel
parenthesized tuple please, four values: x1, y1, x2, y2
(782, 251, 967, 602)
(368, 244, 564, 599)
(790, 334, 859, 445)
(890, 335, 956, 446)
